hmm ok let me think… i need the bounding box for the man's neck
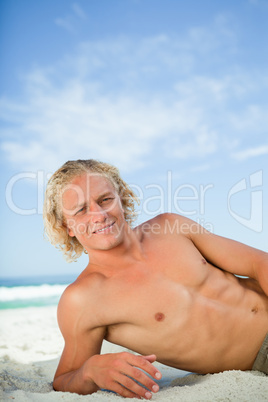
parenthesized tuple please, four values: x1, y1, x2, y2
(86, 224, 145, 274)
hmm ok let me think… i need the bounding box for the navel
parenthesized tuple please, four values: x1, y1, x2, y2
(251, 306, 258, 314)
(155, 312, 165, 322)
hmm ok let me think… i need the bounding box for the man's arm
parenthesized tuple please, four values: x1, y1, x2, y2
(183, 215, 268, 296)
(53, 282, 161, 398)
(162, 213, 268, 295)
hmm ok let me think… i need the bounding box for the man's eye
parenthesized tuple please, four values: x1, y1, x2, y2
(101, 197, 113, 203)
(75, 207, 86, 215)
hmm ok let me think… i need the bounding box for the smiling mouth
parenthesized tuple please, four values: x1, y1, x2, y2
(93, 222, 115, 234)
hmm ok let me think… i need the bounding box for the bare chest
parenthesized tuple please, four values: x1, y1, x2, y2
(101, 269, 189, 356)
(99, 244, 209, 350)
(106, 270, 188, 322)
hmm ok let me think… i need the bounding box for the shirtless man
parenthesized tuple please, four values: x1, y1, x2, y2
(43, 159, 268, 399)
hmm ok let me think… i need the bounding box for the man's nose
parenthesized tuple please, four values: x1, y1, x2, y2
(89, 203, 108, 223)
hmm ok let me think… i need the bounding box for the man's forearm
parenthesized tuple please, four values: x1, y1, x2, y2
(53, 362, 99, 395)
(54, 352, 161, 398)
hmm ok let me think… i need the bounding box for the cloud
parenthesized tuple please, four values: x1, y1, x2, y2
(232, 145, 268, 161)
(1, 17, 268, 175)
(55, 2, 87, 33)
(190, 164, 212, 173)
(2, 82, 218, 173)
(55, 17, 76, 33)
(248, 0, 268, 8)
(72, 3, 87, 20)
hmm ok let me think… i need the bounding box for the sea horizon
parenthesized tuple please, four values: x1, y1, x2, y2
(0, 273, 78, 310)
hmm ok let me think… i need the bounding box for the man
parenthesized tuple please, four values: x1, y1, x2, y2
(43, 159, 268, 399)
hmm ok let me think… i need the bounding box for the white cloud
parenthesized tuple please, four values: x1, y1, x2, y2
(72, 3, 87, 20)
(248, 0, 268, 7)
(2, 83, 217, 173)
(229, 104, 268, 132)
(190, 164, 212, 173)
(55, 17, 75, 33)
(164, 126, 218, 160)
(1, 18, 268, 175)
(232, 145, 268, 161)
(55, 2, 87, 33)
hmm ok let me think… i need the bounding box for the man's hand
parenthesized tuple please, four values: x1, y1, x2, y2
(85, 352, 162, 399)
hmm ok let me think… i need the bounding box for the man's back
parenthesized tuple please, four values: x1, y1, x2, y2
(57, 213, 268, 377)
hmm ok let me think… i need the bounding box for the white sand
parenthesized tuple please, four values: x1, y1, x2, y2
(0, 306, 267, 401)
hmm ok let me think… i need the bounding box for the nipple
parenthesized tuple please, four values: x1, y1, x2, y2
(155, 312, 165, 322)
(201, 258, 207, 264)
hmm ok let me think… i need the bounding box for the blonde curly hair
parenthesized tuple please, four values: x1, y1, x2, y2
(43, 159, 139, 262)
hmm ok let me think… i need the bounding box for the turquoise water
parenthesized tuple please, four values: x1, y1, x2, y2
(0, 274, 77, 309)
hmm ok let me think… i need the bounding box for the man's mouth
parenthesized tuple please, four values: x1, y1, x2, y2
(93, 222, 115, 234)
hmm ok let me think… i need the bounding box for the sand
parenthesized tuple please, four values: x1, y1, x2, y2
(0, 306, 267, 401)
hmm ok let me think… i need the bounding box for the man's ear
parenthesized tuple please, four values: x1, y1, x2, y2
(67, 227, 75, 237)
(63, 220, 75, 237)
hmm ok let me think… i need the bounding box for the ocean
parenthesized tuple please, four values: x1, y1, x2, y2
(0, 274, 77, 310)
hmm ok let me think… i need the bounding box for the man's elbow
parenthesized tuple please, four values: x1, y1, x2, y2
(52, 373, 99, 395)
(52, 374, 75, 393)
(53, 376, 66, 393)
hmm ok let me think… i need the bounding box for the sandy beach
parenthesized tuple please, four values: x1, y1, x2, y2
(0, 306, 267, 401)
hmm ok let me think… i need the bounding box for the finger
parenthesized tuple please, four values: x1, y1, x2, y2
(115, 374, 154, 400)
(126, 353, 162, 380)
(112, 381, 141, 399)
(143, 354, 157, 363)
(128, 366, 160, 393)
(115, 360, 160, 395)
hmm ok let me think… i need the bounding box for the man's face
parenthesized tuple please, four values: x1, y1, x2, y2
(61, 173, 126, 253)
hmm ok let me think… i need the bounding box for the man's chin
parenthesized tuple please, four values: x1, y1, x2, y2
(85, 232, 124, 251)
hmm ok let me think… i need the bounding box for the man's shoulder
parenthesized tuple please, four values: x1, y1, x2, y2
(57, 272, 105, 334)
(136, 213, 193, 236)
(60, 272, 104, 308)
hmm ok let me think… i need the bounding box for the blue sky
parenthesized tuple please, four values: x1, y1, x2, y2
(0, 0, 267, 278)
